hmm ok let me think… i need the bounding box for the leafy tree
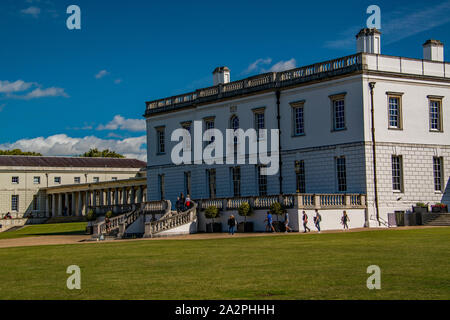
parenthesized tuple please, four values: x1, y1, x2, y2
(0, 149, 42, 156)
(105, 211, 113, 219)
(80, 148, 125, 158)
(269, 201, 287, 221)
(86, 210, 97, 222)
(204, 205, 220, 223)
(237, 202, 253, 222)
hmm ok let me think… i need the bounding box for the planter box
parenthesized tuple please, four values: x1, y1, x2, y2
(431, 206, 448, 213)
(206, 222, 222, 233)
(237, 222, 254, 233)
(413, 206, 428, 214)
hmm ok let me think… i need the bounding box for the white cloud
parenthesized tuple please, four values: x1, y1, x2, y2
(0, 80, 34, 93)
(242, 58, 272, 75)
(0, 134, 147, 161)
(324, 1, 450, 49)
(267, 59, 297, 72)
(95, 70, 110, 79)
(21, 6, 41, 18)
(23, 87, 69, 99)
(97, 115, 146, 132)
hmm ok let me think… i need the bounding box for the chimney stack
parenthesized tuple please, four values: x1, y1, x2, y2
(213, 67, 230, 86)
(356, 28, 381, 54)
(423, 40, 444, 62)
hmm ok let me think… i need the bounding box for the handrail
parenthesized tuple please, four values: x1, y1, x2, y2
(144, 202, 197, 238)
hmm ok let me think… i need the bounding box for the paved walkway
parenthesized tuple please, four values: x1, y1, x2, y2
(0, 226, 444, 249)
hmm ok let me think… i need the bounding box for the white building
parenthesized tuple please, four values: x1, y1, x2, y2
(144, 28, 449, 228)
(0, 156, 146, 219)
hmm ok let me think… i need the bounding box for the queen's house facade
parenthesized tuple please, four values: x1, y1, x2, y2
(144, 29, 450, 229)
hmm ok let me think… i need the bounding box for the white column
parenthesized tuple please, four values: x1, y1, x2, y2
(107, 189, 112, 206)
(58, 193, 63, 216)
(71, 192, 76, 216)
(130, 187, 136, 204)
(85, 191, 90, 215)
(122, 187, 127, 204)
(136, 187, 143, 204)
(77, 192, 83, 216)
(99, 189, 104, 206)
(46, 196, 50, 217)
(114, 188, 119, 205)
(51, 194, 56, 217)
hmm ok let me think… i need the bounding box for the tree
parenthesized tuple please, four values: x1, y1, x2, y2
(269, 201, 286, 221)
(0, 149, 42, 156)
(237, 202, 253, 222)
(204, 205, 220, 223)
(80, 148, 125, 158)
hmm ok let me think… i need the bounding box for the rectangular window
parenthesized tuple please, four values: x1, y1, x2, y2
(12, 176, 19, 184)
(184, 171, 191, 196)
(433, 157, 444, 192)
(429, 99, 442, 132)
(33, 195, 38, 211)
(156, 127, 165, 154)
(293, 105, 305, 136)
(207, 169, 216, 198)
(11, 195, 19, 211)
(388, 95, 402, 129)
(158, 174, 165, 200)
(93, 177, 100, 183)
(231, 167, 241, 197)
(111, 177, 117, 181)
(54, 177, 61, 184)
(336, 157, 347, 192)
(295, 160, 306, 193)
(181, 121, 192, 150)
(333, 99, 346, 130)
(392, 155, 403, 192)
(204, 119, 215, 145)
(33, 176, 40, 184)
(257, 166, 268, 196)
(254, 111, 265, 139)
(74, 177, 81, 184)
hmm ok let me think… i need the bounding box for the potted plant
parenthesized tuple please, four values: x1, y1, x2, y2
(412, 203, 428, 214)
(86, 209, 97, 234)
(269, 201, 286, 232)
(431, 203, 448, 213)
(204, 205, 221, 233)
(237, 202, 254, 232)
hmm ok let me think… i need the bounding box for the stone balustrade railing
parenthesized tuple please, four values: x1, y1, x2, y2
(144, 202, 197, 238)
(195, 193, 366, 211)
(145, 53, 362, 114)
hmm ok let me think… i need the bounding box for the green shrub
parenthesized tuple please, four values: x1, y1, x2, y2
(269, 201, 286, 221)
(105, 211, 113, 219)
(238, 202, 253, 222)
(86, 210, 97, 222)
(204, 206, 220, 223)
(415, 202, 427, 208)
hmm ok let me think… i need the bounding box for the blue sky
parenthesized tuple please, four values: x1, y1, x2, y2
(1, 0, 449, 160)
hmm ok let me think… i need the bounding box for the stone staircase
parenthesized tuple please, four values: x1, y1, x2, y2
(144, 202, 197, 238)
(421, 213, 450, 226)
(92, 200, 197, 240)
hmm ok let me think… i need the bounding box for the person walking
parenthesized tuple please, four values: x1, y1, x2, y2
(341, 210, 350, 231)
(176, 196, 182, 213)
(265, 212, 275, 232)
(302, 211, 310, 233)
(284, 212, 292, 233)
(179, 193, 185, 211)
(185, 194, 191, 209)
(313, 209, 322, 233)
(228, 214, 236, 235)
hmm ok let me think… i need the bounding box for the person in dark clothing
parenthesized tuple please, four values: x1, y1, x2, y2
(313, 209, 322, 233)
(228, 215, 236, 235)
(302, 211, 310, 233)
(176, 197, 182, 213)
(179, 193, 186, 211)
(341, 210, 350, 231)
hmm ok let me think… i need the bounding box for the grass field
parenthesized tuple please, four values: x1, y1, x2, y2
(0, 222, 87, 240)
(0, 227, 449, 300)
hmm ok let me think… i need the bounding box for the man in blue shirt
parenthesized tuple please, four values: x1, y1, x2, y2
(265, 212, 275, 232)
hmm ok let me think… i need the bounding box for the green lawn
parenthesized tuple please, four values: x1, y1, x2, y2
(0, 222, 87, 240)
(0, 227, 449, 300)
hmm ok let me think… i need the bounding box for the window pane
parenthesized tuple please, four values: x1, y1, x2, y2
(433, 157, 443, 191)
(294, 107, 304, 135)
(429, 100, 441, 131)
(295, 160, 306, 193)
(232, 167, 241, 197)
(336, 157, 347, 192)
(392, 156, 402, 191)
(389, 97, 400, 128)
(334, 100, 345, 130)
(258, 166, 267, 196)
